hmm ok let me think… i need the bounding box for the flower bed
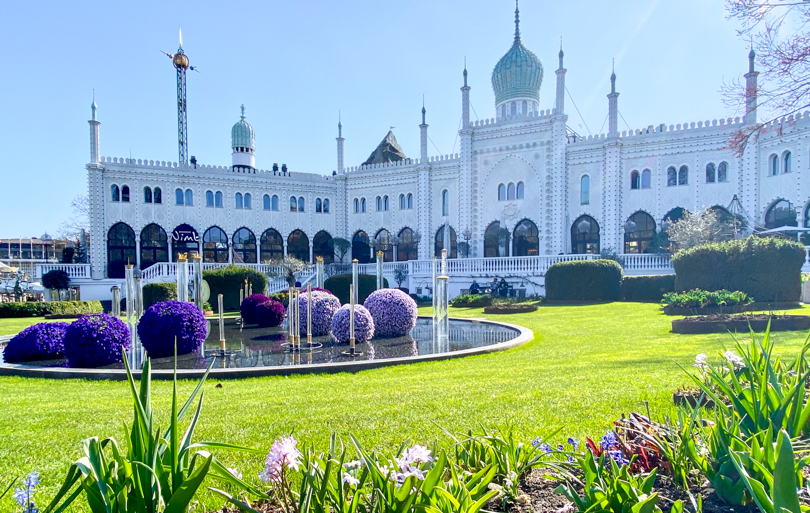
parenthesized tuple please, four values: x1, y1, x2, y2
(450, 294, 493, 308)
(137, 301, 208, 357)
(363, 289, 417, 337)
(3, 322, 70, 362)
(63, 313, 130, 367)
(671, 313, 810, 334)
(483, 304, 538, 314)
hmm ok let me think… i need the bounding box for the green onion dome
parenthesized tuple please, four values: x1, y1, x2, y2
(231, 105, 255, 150)
(491, 4, 543, 106)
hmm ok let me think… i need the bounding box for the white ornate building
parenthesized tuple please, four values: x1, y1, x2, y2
(73, 5, 809, 296)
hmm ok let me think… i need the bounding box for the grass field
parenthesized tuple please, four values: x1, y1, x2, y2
(1, 302, 809, 511)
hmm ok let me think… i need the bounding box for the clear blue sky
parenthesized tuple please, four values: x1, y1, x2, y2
(0, 0, 752, 238)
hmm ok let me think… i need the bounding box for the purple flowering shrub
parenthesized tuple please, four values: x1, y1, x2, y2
(137, 301, 208, 357)
(63, 313, 130, 368)
(241, 294, 270, 324)
(3, 322, 70, 363)
(256, 299, 286, 328)
(363, 289, 418, 338)
(298, 291, 341, 336)
(331, 304, 374, 344)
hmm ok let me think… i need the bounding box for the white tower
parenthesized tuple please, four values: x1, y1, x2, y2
(555, 41, 566, 115)
(745, 48, 759, 125)
(231, 105, 256, 170)
(337, 115, 345, 174)
(89, 99, 100, 164)
(608, 63, 619, 138)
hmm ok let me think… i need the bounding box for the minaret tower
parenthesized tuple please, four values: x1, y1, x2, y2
(555, 40, 566, 115)
(608, 61, 619, 138)
(337, 114, 345, 173)
(163, 30, 192, 165)
(420, 102, 428, 163)
(231, 104, 256, 171)
(745, 48, 759, 125)
(89, 98, 100, 164)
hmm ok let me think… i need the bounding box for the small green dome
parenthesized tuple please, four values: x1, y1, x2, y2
(231, 105, 254, 149)
(491, 5, 543, 105)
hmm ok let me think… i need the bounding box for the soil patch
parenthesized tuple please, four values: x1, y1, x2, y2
(484, 305, 539, 314)
(671, 314, 810, 334)
(663, 301, 799, 316)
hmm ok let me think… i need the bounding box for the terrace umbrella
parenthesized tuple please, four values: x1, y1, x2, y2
(757, 225, 810, 242)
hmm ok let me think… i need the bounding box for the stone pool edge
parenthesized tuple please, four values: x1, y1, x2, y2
(0, 317, 533, 380)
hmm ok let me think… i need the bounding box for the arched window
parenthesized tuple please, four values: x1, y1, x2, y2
(399, 194, 406, 209)
(522, 100, 528, 115)
(235, 193, 243, 209)
(376, 196, 382, 211)
(244, 193, 252, 209)
(770, 154, 779, 175)
(202, 226, 229, 263)
(718, 162, 728, 182)
(484, 221, 509, 257)
(664, 207, 688, 224)
(375, 229, 394, 262)
(175, 188, 184, 205)
(384, 196, 389, 211)
(511, 101, 517, 116)
(624, 211, 656, 253)
(352, 231, 370, 263)
(501, 105, 506, 119)
(288, 230, 310, 262)
(121, 186, 130, 202)
(706, 163, 716, 183)
(407, 193, 413, 209)
(111, 185, 120, 202)
(507, 183, 516, 200)
(434, 226, 457, 259)
(271, 194, 279, 211)
(232, 227, 257, 263)
(678, 166, 688, 185)
(354, 198, 359, 213)
(765, 199, 797, 229)
(512, 219, 539, 256)
(184, 189, 193, 206)
(516, 182, 525, 199)
(784, 151, 792, 173)
(667, 167, 677, 186)
(361, 198, 366, 212)
(264, 194, 271, 210)
(442, 190, 449, 216)
(260, 229, 283, 263)
(298, 197, 305, 212)
(171, 223, 199, 261)
(290, 196, 297, 212)
(397, 228, 418, 261)
(107, 222, 136, 278)
(323, 198, 329, 213)
(630, 171, 640, 190)
(206, 190, 214, 207)
(139, 223, 168, 269)
(315, 198, 322, 212)
(313, 230, 333, 263)
(154, 187, 162, 204)
(215, 191, 223, 208)
(144, 187, 153, 203)
(571, 216, 600, 254)
(641, 169, 651, 189)
(580, 175, 590, 205)
(498, 184, 506, 201)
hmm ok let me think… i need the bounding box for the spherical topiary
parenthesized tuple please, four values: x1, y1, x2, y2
(137, 301, 208, 358)
(363, 289, 418, 338)
(297, 291, 341, 336)
(63, 314, 130, 368)
(3, 322, 70, 363)
(241, 294, 270, 324)
(331, 304, 374, 344)
(256, 300, 286, 328)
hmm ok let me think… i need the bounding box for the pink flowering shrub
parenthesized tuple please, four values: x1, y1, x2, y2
(331, 304, 374, 344)
(256, 300, 286, 328)
(363, 289, 418, 338)
(241, 294, 270, 325)
(297, 291, 341, 336)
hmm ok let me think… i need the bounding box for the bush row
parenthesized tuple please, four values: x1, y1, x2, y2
(0, 301, 104, 318)
(661, 289, 752, 308)
(545, 259, 624, 301)
(203, 265, 267, 312)
(324, 273, 388, 304)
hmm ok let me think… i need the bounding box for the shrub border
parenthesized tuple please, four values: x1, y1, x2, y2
(0, 317, 532, 380)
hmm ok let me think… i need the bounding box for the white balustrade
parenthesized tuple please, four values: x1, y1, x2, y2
(36, 264, 91, 279)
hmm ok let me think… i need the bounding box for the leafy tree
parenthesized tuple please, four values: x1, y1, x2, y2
(266, 257, 308, 287)
(330, 237, 351, 264)
(666, 208, 735, 251)
(393, 266, 409, 288)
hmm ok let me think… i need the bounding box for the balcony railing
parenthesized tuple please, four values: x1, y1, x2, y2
(35, 264, 91, 279)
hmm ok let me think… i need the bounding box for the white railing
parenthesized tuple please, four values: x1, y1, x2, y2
(621, 253, 673, 272)
(36, 264, 91, 279)
(408, 254, 597, 276)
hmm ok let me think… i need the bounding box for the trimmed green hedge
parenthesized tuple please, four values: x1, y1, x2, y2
(545, 259, 623, 301)
(671, 236, 806, 301)
(203, 265, 268, 312)
(143, 282, 177, 309)
(324, 274, 388, 304)
(0, 300, 103, 318)
(621, 275, 676, 302)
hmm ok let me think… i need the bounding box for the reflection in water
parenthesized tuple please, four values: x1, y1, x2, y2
(0, 317, 519, 370)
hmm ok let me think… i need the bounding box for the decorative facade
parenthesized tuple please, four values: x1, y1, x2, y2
(86, 5, 810, 281)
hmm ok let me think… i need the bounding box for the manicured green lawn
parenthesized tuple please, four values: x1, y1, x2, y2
(0, 317, 64, 336)
(1, 302, 809, 511)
